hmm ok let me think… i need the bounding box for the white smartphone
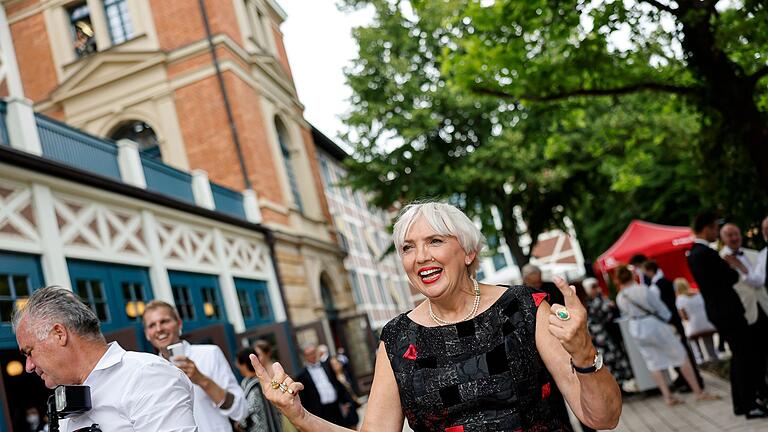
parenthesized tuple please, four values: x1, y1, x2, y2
(167, 342, 185, 362)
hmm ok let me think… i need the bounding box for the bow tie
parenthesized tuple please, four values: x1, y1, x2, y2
(733, 250, 744, 256)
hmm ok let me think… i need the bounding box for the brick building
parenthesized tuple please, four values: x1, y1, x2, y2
(0, 0, 377, 429)
(4, 0, 358, 338)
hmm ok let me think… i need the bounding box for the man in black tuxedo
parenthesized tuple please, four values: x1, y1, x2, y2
(643, 260, 704, 389)
(687, 212, 767, 418)
(296, 343, 353, 425)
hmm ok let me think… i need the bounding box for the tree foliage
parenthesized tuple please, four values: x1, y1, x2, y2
(433, 0, 768, 231)
(339, 0, 764, 265)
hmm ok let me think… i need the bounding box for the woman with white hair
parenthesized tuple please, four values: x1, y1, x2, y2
(251, 202, 622, 431)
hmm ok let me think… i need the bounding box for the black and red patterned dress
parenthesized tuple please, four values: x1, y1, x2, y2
(380, 285, 572, 432)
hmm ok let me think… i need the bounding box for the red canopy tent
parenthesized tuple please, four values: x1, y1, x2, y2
(595, 220, 697, 289)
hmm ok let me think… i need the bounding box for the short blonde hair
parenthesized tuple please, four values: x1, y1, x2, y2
(673, 277, 691, 295)
(393, 201, 485, 275)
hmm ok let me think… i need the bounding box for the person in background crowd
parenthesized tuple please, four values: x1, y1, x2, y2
(720, 223, 768, 402)
(629, 254, 651, 285)
(24, 406, 46, 432)
(296, 342, 355, 426)
(317, 344, 330, 363)
(235, 347, 282, 432)
(580, 278, 634, 389)
(643, 260, 704, 390)
(687, 212, 767, 419)
(249, 202, 622, 431)
(615, 266, 719, 406)
(254, 340, 298, 432)
(334, 347, 359, 395)
(674, 278, 718, 363)
(143, 300, 248, 431)
(756, 216, 768, 291)
(522, 263, 565, 306)
(329, 356, 361, 429)
(13, 287, 198, 431)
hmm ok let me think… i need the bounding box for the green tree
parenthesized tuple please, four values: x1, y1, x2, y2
(340, 0, 709, 264)
(432, 0, 768, 226)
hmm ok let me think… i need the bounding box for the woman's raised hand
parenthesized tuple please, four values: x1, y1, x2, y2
(547, 277, 596, 366)
(250, 354, 307, 423)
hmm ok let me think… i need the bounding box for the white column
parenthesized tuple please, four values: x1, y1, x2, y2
(141, 210, 174, 303)
(5, 98, 43, 155)
(87, 0, 111, 50)
(31, 184, 71, 290)
(213, 228, 245, 332)
(242, 189, 262, 223)
(117, 139, 147, 188)
(191, 169, 215, 210)
(0, 4, 43, 155)
(0, 5, 25, 98)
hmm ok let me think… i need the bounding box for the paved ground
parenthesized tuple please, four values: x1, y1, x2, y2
(604, 371, 768, 432)
(382, 371, 768, 431)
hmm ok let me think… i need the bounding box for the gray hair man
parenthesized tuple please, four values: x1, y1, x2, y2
(522, 264, 565, 306)
(13, 286, 197, 431)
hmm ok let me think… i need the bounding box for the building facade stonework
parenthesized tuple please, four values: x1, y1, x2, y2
(4, 0, 353, 327)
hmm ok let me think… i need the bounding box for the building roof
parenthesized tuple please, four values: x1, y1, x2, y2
(310, 125, 349, 162)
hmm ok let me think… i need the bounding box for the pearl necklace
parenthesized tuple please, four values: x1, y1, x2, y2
(428, 277, 481, 325)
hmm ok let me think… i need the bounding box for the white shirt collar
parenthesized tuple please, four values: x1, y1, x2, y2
(86, 342, 125, 381)
(651, 270, 665, 284)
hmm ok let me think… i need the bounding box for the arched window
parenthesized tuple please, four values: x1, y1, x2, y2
(275, 118, 303, 212)
(110, 121, 161, 159)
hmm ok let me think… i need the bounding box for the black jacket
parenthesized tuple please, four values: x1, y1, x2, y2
(654, 276, 683, 329)
(296, 361, 353, 417)
(687, 242, 746, 331)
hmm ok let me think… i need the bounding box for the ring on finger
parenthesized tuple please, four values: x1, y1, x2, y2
(270, 380, 280, 390)
(278, 383, 288, 392)
(287, 387, 295, 395)
(555, 308, 571, 321)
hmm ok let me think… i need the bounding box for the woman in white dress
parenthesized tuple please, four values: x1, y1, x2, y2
(674, 278, 718, 363)
(615, 266, 718, 406)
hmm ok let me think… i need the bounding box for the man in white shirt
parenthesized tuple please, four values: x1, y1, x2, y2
(12, 286, 197, 431)
(720, 223, 768, 325)
(720, 222, 768, 406)
(143, 300, 247, 431)
(754, 216, 768, 292)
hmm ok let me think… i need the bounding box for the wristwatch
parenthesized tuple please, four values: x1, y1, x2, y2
(570, 351, 603, 374)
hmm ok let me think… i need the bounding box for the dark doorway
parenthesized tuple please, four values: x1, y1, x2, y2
(1, 348, 50, 432)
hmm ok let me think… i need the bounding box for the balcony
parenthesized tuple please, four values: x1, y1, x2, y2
(0, 99, 251, 222)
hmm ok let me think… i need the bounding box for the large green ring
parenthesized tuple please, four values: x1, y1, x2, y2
(556, 309, 571, 321)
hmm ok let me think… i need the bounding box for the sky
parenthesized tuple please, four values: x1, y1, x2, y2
(278, 1, 373, 143)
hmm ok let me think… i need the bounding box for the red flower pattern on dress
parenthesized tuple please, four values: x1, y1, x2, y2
(445, 426, 464, 432)
(541, 382, 551, 399)
(403, 343, 418, 360)
(532, 292, 548, 307)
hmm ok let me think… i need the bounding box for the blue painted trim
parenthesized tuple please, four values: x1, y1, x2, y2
(66, 260, 154, 341)
(0, 251, 44, 349)
(36, 114, 121, 180)
(168, 271, 227, 331)
(141, 156, 195, 204)
(210, 183, 246, 219)
(234, 278, 274, 329)
(0, 101, 9, 147)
